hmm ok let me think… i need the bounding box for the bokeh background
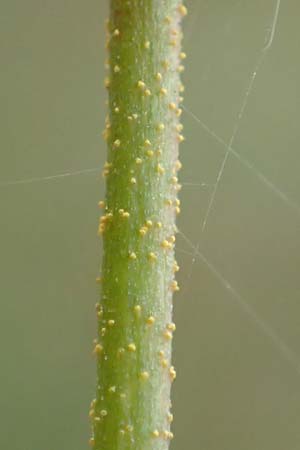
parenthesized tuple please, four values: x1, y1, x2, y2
(1, 1, 299, 449)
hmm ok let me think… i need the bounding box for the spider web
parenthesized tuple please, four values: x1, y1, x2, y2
(1, 0, 299, 389)
(173, 2, 300, 447)
(1, 1, 300, 449)
(1, 0, 298, 380)
(172, 0, 300, 375)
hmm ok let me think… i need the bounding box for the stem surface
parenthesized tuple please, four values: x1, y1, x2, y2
(91, 2, 187, 449)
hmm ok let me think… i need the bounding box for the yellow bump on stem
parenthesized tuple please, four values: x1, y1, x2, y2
(161, 239, 172, 250)
(177, 134, 185, 142)
(163, 331, 173, 341)
(89, 409, 95, 418)
(169, 366, 177, 381)
(176, 108, 183, 117)
(127, 343, 137, 352)
(167, 322, 176, 331)
(178, 4, 188, 16)
(129, 252, 137, 260)
(113, 28, 120, 36)
(148, 252, 157, 262)
(130, 177, 137, 185)
(164, 15, 172, 24)
(100, 409, 108, 417)
(175, 206, 181, 215)
(170, 280, 180, 292)
(100, 214, 108, 223)
(180, 51, 187, 59)
(140, 371, 150, 381)
(96, 276, 102, 284)
(157, 123, 165, 132)
(176, 123, 184, 132)
(135, 157, 143, 165)
(98, 200, 105, 208)
(119, 209, 130, 218)
(156, 72, 163, 81)
(97, 223, 105, 235)
(108, 386, 116, 393)
(155, 221, 162, 229)
(146, 220, 153, 228)
(134, 305, 142, 316)
(139, 226, 148, 236)
(128, 115, 133, 121)
(144, 139, 151, 147)
(162, 430, 174, 440)
(170, 176, 178, 184)
(113, 139, 121, 148)
(173, 262, 180, 273)
(168, 235, 176, 243)
(94, 343, 103, 355)
(156, 164, 165, 175)
(104, 161, 113, 169)
(108, 319, 115, 327)
(137, 80, 146, 89)
(152, 430, 160, 438)
(165, 199, 173, 207)
(125, 424, 134, 433)
(113, 64, 120, 73)
(132, 113, 138, 119)
(114, 106, 120, 113)
(158, 350, 165, 357)
(169, 102, 177, 111)
(161, 358, 168, 368)
(179, 83, 185, 92)
(89, 437, 95, 447)
(177, 64, 185, 73)
(167, 412, 174, 423)
(175, 159, 182, 171)
(160, 87, 168, 96)
(144, 40, 150, 49)
(144, 88, 151, 96)
(146, 316, 155, 325)
(104, 77, 110, 88)
(146, 149, 154, 157)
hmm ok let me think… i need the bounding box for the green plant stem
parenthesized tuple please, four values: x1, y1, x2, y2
(90, 1, 187, 449)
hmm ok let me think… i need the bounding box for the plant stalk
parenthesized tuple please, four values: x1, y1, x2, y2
(90, 1, 187, 449)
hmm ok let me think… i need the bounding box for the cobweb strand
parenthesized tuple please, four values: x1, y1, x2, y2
(178, 229, 300, 378)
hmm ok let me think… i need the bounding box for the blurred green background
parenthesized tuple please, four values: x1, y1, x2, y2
(1, 1, 299, 449)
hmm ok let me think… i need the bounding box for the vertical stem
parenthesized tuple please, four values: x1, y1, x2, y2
(90, 2, 187, 449)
